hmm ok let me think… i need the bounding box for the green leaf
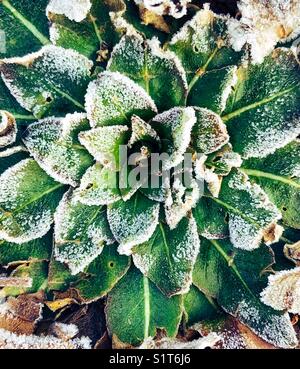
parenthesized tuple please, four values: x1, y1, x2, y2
(193, 238, 297, 348)
(0, 0, 50, 57)
(79, 125, 130, 171)
(0, 260, 48, 297)
(193, 197, 229, 239)
(48, 0, 123, 59)
(150, 107, 196, 170)
(23, 113, 93, 186)
(183, 285, 219, 327)
(47, 258, 78, 292)
(191, 107, 229, 154)
(211, 169, 282, 250)
(106, 266, 183, 346)
(0, 233, 52, 266)
(54, 189, 115, 275)
(48, 244, 130, 303)
(242, 140, 300, 229)
(0, 45, 93, 118)
(77, 163, 121, 206)
(108, 32, 188, 111)
(169, 7, 242, 84)
(0, 79, 35, 124)
(204, 144, 243, 176)
(85, 71, 157, 127)
(107, 192, 160, 255)
(132, 216, 200, 296)
(223, 49, 300, 159)
(188, 66, 237, 115)
(69, 243, 131, 303)
(0, 159, 65, 243)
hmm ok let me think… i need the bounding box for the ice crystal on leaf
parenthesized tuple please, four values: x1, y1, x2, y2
(47, 0, 92, 22)
(261, 267, 300, 314)
(85, 71, 157, 127)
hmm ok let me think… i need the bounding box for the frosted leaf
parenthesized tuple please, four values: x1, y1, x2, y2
(188, 66, 238, 115)
(134, 0, 191, 19)
(194, 156, 222, 198)
(225, 49, 300, 159)
(192, 108, 229, 154)
(133, 216, 200, 296)
(79, 125, 129, 170)
(0, 111, 17, 148)
(47, 0, 92, 22)
(241, 140, 300, 229)
(0, 45, 93, 118)
(284, 241, 300, 265)
(227, 0, 300, 64)
(23, 113, 93, 186)
(108, 32, 188, 111)
(150, 107, 196, 170)
(49, 323, 79, 341)
(76, 163, 121, 206)
(0, 159, 64, 243)
(85, 71, 157, 127)
(194, 316, 280, 349)
(164, 178, 200, 229)
(54, 189, 114, 275)
(220, 170, 282, 250)
(129, 115, 159, 148)
(169, 4, 242, 88)
(235, 300, 297, 349)
(107, 193, 160, 256)
(0, 328, 91, 349)
(208, 144, 243, 176)
(260, 267, 300, 314)
(204, 170, 222, 198)
(139, 333, 220, 349)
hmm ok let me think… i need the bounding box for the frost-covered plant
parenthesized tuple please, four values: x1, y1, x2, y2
(0, 0, 300, 349)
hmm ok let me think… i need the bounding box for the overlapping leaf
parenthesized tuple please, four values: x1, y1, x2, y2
(23, 113, 93, 186)
(106, 267, 183, 346)
(133, 216, 200, 296)
(85, 71, 157, 127)
(242, 140, 300, 229)
(0, 0, 50, 57)
(54, 189, 115, 275)
(108, 32, 188, 111)
(223, 49, 300, 159)
(107, 192, 160, 255)
(193, 238, 298, 348)
(0, 45, 93, 118)
(0, 159, 65, 243)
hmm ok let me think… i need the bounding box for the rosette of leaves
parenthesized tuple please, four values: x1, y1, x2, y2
(0, 0, 300, 349)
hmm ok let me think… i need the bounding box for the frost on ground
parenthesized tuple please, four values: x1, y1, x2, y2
(0, 328, 91, 349)
(227, 0, 300, 63)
